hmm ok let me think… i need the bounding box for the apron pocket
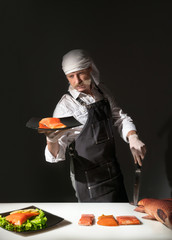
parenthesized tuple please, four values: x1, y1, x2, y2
(87, 175, 120, 199)
(91, 119, 110, 144)
(85, 162, 120, 199)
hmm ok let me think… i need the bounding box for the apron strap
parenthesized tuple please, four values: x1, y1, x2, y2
(66, 84, 104, 107)
(66, 91, 89, 107)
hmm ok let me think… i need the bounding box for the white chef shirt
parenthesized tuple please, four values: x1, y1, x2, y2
(45, 82, 136, 163)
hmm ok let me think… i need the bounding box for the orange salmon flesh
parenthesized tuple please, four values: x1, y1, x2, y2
(39, 117, 66, 129)
(6, 212, 39, 226)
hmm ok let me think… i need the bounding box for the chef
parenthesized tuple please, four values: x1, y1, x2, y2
(43, 49, 146, 202)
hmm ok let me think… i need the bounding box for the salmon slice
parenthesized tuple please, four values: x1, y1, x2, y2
(97, 215, 118, 226)
(6, 211, 39, 226)
(39, 118, 66, 129)
(78, 214, 95, 226)
(134, 198, 172, 229)
(116, 216, 141, 225)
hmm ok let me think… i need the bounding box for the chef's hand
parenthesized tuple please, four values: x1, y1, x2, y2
(38, 129, 66, 143)
(128, 134, 146, 166)
(46, 130, 61, 143)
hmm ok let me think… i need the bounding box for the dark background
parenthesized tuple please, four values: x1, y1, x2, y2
(1, 0, 171, 202)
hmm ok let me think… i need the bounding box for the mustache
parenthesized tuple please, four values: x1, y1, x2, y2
(73, 79, 92, 88)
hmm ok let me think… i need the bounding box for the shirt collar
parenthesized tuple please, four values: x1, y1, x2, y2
(68, 85, 81, 99)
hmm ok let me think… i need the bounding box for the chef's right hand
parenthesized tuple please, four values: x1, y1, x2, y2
(128, 134, 146, 166)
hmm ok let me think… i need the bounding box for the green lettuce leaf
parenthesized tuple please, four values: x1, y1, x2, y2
(0, 208, 47, 232)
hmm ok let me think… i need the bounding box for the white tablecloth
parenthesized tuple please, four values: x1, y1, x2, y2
(0, 203, 171, 240)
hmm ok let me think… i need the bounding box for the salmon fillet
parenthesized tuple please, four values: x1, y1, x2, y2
(116, 216, 141, 225)
(78, 214, 95, 226)
(6, 211, 39, 226)
(134, 198, 172, 229)
(39, 118, 66, 129)
(97, 215, 118, 226)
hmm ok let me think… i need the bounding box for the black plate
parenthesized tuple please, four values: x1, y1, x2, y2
(26, 116, 82, 131)
(0, 205, 64, 233)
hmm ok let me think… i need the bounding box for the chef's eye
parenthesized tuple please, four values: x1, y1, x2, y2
(68, 74, 74, 78)
(79, 72, 86, 77)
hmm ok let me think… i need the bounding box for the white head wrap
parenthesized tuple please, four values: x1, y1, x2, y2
(62, 49, 100, 85)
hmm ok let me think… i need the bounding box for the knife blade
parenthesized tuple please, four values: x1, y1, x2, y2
(133, 163, 142, 206)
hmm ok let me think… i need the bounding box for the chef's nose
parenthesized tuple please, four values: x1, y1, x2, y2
(75, 74, 82, 83)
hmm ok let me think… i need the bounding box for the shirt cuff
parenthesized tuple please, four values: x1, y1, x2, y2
(45, 144, 65, 163)
(122, 119, 137, 143)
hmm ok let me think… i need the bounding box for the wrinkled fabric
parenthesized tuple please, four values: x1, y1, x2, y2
(45, 84, 136, 163)
(62, 49, 100, 85)
(45, 49, 137, 163)
(62, 49, 91, 74)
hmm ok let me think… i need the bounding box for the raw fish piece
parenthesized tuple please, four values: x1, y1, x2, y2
(78, 214, 95, 226)
(116, 216, 141, 225)
(39, 118, 66, 129)
(97, 215, 118, 226)
(6, 211, 39, 226)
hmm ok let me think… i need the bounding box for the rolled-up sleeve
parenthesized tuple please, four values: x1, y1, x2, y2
(117, 110, 137, 142)
(111, 104, 137, 143)
(45, 126, 82, 163)
(45, 134, 68, 163)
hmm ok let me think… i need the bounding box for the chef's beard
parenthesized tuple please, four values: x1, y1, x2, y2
(73, 78, 92, 89)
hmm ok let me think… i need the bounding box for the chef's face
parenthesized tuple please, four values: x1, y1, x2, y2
(66, 67, 92, 94)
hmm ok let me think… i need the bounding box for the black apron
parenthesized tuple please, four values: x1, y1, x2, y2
(66, 96, 128, 202)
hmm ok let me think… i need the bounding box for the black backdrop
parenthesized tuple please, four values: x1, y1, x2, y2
(1, 0, 171, 202)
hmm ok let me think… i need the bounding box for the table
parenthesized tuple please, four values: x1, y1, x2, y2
(0, 203, 171, 240)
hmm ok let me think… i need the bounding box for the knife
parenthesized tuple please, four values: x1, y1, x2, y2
(133, 163, 142, 206)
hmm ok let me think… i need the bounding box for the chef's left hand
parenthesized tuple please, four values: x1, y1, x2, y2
(38, 129, 67, 143)
(128, 134, 146, 166)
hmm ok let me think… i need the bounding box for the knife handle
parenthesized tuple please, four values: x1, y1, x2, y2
(135, 162, 141, 170)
